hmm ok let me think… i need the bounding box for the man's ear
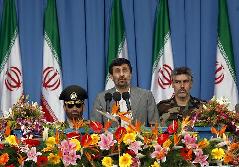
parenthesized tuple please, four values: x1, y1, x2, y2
(63, 104, 66, 111)
(110, 74, 113, 79)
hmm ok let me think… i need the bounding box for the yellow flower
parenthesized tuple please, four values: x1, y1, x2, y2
(45, 137, 56, 147)
(211, 148, 225, 160)
(70, 138, 81, 151)
(42, 146, 54, 152)
(91, 134, 100, 145)
(119, 153, 132, 167)
(126, 126, 134, 133)
(102, 156, 113, 167)
(5, 135, 18, 146)
(151, 161, 160, 167)
(123, 133, 136, 145)
(48, 153, 61, 164)
(163, 139, 172, 148)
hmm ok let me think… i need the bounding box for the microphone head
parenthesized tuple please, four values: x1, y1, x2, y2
(112, 92, 121, 101)
(122, 92, 130, 100)
(104, 92, 112, 101)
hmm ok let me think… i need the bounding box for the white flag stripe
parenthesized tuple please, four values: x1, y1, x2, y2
(42, 38, 64, 121)
(41, 0, 64, 122)
(0, 34, 23, 116)
(214, 0, 238, 110)
(215, 47, 238, 110)
(151, 37, 174, 103)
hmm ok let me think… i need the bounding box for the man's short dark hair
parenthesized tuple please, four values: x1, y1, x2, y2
(171, 67, 193, 81)
(109, 58, 132, 75)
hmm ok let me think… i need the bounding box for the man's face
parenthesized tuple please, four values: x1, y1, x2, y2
(172, 74, 192, 99)
(64, 100, 84, 120)
(110, 64, 132, 89)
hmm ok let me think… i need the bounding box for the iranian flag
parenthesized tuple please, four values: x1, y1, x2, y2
(214, 0, 238, 110)
(105, 0, 128, 90)
(41, 0, 64, 122)
(151, 0, 174, 103)
(0, 0, 23, 117)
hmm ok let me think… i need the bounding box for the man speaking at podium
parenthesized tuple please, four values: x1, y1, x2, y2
(90, 58, 159, 127)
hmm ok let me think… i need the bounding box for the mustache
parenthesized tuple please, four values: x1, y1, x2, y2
(118, 77, 126, 80)
(178, 88, 186, 92)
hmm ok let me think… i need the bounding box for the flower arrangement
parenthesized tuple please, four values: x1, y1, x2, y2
(0, 95, 45, 139)
(0, 97, 239, 166)
(193, 96, 239, 137)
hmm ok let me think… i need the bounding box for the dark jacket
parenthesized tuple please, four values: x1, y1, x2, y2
(157, 96, 206, 126)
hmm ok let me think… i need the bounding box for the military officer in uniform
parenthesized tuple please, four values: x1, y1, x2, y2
(157, 67, 206, 126)
(59, 85, 88, 127)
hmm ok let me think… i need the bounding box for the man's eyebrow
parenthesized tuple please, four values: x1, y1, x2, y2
(174, 79, 190, 82)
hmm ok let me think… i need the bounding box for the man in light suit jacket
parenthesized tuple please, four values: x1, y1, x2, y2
(90, 58, 159, 127)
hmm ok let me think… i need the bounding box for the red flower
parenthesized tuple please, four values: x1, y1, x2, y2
(66, 131, 81, 140)
(126, 149, 136, 156)
(5, 164, 15, 167)
(167, 120, 178, 134)
(90, 121, 103, 133)
(157, 133, 169, 145)
(81, 134, 92, 148)
(0, 143, 4, 149)
(114, 127, 127, 142)
(23, 139, 40, 147)
(37, 156, 48, 166)
(180, 148, 193, 161)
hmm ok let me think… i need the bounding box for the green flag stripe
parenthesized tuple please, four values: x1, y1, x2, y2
(0, 30, 17, 73)
(107, 0, 125, 74)
(0, 0, 17, 71)
(152, 0, 170, 68)
(218, 40, 237, 83)
(44, 0, 61, 65)
(44, 33, 61, 66)
(152, 32, 170, 71)
(218, 0, 237, 82)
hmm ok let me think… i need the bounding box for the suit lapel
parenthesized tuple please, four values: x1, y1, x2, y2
(130, 87, 141, 118)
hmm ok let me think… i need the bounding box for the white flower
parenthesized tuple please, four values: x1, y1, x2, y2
(202, 104, 207, 110)
(43, 127, 49, 141)
(216, 97, 230, 106)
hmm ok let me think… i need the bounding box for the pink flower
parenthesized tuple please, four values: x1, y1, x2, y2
(182, 134, 197, 149)
(192, 149, 209, 167)
(151, 144, 167, 162)
(128, 141, 143, 154)
(60, 140, 76, 154)
(98, 132, 116, 150)
(62, 150, 81, 166)
(131, 157, 141, 167)
(26, 147, 42, 162)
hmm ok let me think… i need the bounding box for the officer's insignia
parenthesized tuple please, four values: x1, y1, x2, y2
(70, 92, 77, 100)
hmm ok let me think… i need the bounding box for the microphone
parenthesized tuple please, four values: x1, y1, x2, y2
(104, 93, 112, 113)
(235, 104, 239, 113)
(112, 92, 121, 105)
(122, 92, 131, 111)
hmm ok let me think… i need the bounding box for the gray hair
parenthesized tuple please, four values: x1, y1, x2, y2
(171, 67, 193, 81)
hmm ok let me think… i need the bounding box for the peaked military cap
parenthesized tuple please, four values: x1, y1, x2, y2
(59, 85, 88, 101)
